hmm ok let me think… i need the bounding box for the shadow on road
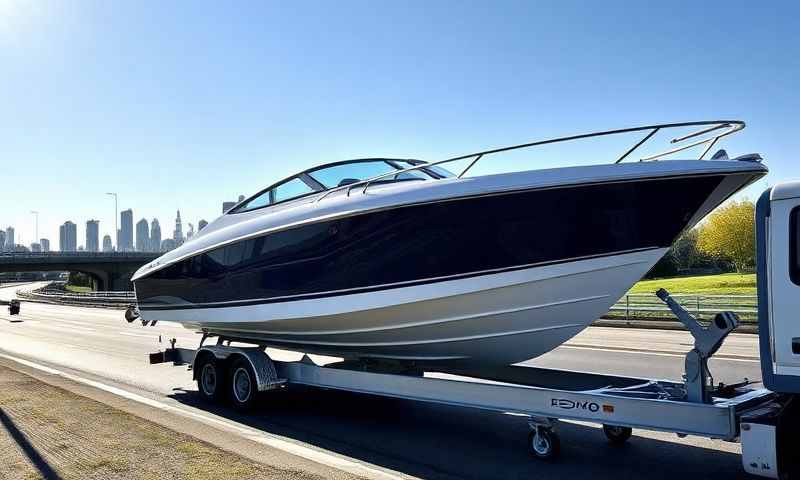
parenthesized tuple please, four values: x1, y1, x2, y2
(0, 408, 62, 480)
(168, 386, 746, 480)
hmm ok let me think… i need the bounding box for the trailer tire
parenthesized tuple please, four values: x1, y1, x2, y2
(229, 357, 259, 411)
(196, 354, 227, 404)
(528, 428, 560, 460)
(602, 424, 632, 444)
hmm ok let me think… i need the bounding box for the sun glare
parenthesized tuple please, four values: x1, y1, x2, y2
(0, 0, 51, 46)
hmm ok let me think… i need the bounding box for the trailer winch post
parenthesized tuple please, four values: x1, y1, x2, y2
(656, 288, 739, 403)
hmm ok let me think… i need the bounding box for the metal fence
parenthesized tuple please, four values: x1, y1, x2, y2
(0, 252, 157, 259)
(17, 283, 135, 308)
(606, 293, 758, 324)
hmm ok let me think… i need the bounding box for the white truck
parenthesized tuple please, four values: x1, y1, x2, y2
(149, 181, 800, 479)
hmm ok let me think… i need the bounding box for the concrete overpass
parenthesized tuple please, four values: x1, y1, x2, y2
(0, 252, 160, 290)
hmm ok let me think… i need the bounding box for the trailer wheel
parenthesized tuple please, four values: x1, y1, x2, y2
(229, 358, 259, 411)
(602, 424, 632, 444)
(196, 354, 226, 403)
(528, 428, 560, 460)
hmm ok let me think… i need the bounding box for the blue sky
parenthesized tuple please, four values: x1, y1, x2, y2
(2, 1, 799, 248)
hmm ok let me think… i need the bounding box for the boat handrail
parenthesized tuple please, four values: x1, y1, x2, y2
(315, 120, 745, 202)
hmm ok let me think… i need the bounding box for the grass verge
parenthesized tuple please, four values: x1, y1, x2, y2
(64, 284, 92, 293)
(628, 273, 756, 295)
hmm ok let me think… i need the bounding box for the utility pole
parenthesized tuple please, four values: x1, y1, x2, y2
(105, 192, 118, 252)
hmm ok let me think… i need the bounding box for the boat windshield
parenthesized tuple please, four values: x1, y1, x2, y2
(231, 159, 450, 215)
(308, 159, 432, 189)
(233, 177, 316, 213)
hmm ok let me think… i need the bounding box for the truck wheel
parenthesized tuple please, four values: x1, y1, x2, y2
(528, 427, 560, 460)
(603, 424, 632, 444)
(229, 358, 259, 411)
(196, 354, 226, 403)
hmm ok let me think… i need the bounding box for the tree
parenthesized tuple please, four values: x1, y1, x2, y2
(646, 229, 701, 278)
(696, 200, 755, 272)
(671, 228, 701, 271)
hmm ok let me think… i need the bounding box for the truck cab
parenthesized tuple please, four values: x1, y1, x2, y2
(757, 181, 800, 393)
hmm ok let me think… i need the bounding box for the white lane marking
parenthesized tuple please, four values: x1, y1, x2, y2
(560, 345, 760, 362)
(118, 331, 162, 339)
(0, 353, 403, 480)
(36, 318, 105, 328)
(25, 322, 97, 334)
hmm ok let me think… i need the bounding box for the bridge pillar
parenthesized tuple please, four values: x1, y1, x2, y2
(104, 262, 136, 291)
(108, 272, 134, 291)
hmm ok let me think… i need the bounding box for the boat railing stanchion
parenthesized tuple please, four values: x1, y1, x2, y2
(655, 288, 739, 403)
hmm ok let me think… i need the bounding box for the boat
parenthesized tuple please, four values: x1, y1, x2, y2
(131, 121, 767, 367)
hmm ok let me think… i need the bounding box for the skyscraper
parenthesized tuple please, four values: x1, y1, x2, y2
(173, 210, 183, 246)
(150, 219, 161, 252)
(198, 219, 208, 231)
(102, 235, 113, 252)
(222, 195, 246, 214)
(5, 227, 15, 250)
(40, 238, 50, 252)
(30, 242, 41, 252)
(161, 238, 177, 252)
(86, 220, 100, 252)
(136, 218, 150, 252)
(0, 230, 5, 252)
(120, 209, 134, 252)
(59, 221, 77, 252)
(186, 223, 194, 240)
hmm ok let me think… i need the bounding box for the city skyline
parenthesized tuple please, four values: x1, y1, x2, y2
(2, 206, 210, 253)
(3, 192, 229, 254)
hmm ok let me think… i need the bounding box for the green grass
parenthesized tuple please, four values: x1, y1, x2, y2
(628, 273, 756, 295)
(65, 284, 92, 293)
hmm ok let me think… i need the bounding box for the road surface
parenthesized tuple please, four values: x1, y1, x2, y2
(0, 283, 763, 479)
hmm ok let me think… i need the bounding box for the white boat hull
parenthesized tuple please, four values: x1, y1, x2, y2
(142, 248, 667, 365)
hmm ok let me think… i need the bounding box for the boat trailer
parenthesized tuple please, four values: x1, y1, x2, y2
(150, 289, 798, 478)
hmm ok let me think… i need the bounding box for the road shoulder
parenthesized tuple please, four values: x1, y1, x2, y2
(0, 357, 372, 480)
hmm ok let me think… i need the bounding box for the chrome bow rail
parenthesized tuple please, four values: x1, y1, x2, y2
(316, 120, 745, 202)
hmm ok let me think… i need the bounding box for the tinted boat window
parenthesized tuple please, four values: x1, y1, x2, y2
(792, 207, 800, 286)
(274, 177, 314, 203)
(308, 160, 398, 188)
(224, 242, 246, 267)
(233, 176, 315, 213)
(234, 190, 270, 212)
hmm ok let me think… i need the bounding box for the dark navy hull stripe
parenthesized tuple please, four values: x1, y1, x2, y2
(137, 246, 660, 311)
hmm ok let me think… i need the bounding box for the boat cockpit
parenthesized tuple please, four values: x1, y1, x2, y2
(229, 158, 455, 214)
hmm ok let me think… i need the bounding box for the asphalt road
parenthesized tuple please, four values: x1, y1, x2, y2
(0, 282, 764, 479)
